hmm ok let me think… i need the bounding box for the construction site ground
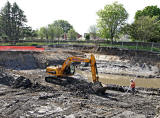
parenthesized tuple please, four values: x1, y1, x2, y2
(0, 47, 160, 118)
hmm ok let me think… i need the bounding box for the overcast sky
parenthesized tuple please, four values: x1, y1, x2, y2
(0, 0, 160, 34)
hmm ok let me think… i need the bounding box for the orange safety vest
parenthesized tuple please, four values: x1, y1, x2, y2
(131, 82, 135, 88)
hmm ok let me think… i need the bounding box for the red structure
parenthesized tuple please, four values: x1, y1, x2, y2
(77, 33, 82, 39)
(0, 46, 44, 51)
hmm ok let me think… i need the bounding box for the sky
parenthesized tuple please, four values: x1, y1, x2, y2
(0, 0, 160, 35)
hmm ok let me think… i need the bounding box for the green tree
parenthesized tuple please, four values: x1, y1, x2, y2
(67, 29, 77, 40)
(11, 2, 27, 40)
(124, 16, 160, 42)
(97, 2, 128, 42)
(37, 25, 63, 40)
(88, 25, 97, 40)
(135, 6, 160, 20)
(38, 27, 48, 39)
(37, 20, 77, 40)
(0, 1, 12, 40)
(22, 26, 32, 38)
(22, 27, 37, 39)
(53, 20, 73, 33)
(0, 15, 3, 38)
(0, 2, 28, 40)
(54, 26, 63, 40)
(84, 33, 90, 40)
(48, 24, 55, 40)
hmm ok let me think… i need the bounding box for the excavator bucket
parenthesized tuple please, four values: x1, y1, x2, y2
(92, 82, 106, 95)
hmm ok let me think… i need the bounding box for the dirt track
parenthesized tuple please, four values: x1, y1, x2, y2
(0, 48, 160, 118)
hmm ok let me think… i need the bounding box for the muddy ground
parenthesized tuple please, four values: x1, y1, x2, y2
(0, 48, 160, 118)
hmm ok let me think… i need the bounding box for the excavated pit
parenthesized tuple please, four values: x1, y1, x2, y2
(0, 47, 160, 118)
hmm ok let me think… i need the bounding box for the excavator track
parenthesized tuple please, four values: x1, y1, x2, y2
(45, 76, 72, 85)
(45, 77, 106, 95)
(45, 77, 63, 85)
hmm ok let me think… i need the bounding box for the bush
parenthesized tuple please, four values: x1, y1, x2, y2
(85, 34, 90, 40)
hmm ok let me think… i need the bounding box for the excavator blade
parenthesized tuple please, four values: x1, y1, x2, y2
(92, 82, 107, 95)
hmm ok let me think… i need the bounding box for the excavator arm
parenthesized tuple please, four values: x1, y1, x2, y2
(60, 54, 99, 82)
(60, 56, 90, 75)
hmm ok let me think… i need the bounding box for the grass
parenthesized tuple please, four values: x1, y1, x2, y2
(0, 42, 58, 46)
(0, 41, 160, 52)
(99, 43, 160, 52)
(0, 42, 96, 46)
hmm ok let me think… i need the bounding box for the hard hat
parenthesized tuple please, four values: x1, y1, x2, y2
(130, 79, 133, 82)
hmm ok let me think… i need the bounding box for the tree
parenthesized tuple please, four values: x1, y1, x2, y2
(37, 20, 77, 40)
(67, 29, 77, 40)
(84, 33, 90, 40)
(22, 27, 37, 39)
(122, 5, 160, 42)
(11, 2, 27, 40)
(0, 2, 28, 40)
(0, 15, 3, 38)
(97, 2, 128, 42)
(0, 1, 12, 40)
(48, 24, 55, 40)
(22, 26, 32, 38)
(124, 16, 160, 42)
(38, 27, 48, 39)
(135, 6, 160, 20)
(54, 26, 63, 40)
(53, 20, 73, 33)
(88, 25, 97, 39)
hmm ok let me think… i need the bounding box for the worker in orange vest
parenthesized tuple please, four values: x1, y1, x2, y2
(130, 79, 135, 94)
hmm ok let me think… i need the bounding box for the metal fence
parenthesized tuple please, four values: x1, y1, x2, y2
(0, 40, 160, 52)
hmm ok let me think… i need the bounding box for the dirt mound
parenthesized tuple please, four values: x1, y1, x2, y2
(11, 76, 32, 88)
(0, 73, 32, 89)
(0, 73, 15, 86)
(105, 84, 127, 92)
(45, 75, 99, 98)
(0, 71, 98, 98)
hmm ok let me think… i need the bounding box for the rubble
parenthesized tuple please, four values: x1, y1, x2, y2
(0, 48, 159, 118)
(0, 69, 159, 117)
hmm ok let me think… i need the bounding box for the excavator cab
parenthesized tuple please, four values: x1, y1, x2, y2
(46, 63, 75, 77)
(46, 66, 57, 75)
(63, 63, 75, 75)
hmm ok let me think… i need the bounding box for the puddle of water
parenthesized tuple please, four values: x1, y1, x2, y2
(77, 70, 160, 88)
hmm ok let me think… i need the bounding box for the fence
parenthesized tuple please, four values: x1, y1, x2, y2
(0, 40, 160, 52)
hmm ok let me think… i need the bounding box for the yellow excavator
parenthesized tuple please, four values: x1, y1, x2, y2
(46, 54, 105, 94)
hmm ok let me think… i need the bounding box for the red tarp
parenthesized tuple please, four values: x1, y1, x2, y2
(0, 46, 44, 51)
